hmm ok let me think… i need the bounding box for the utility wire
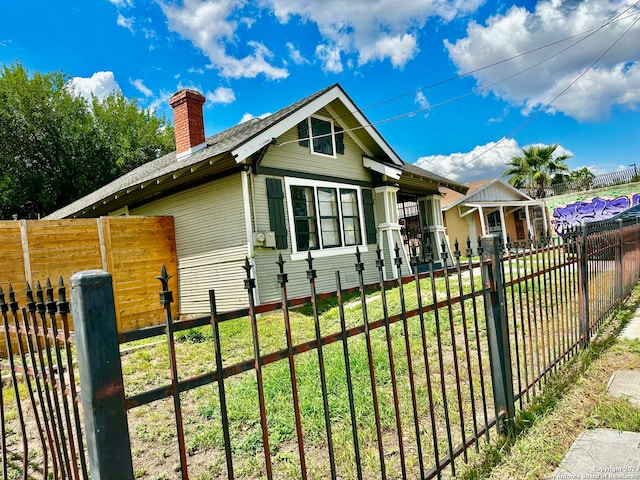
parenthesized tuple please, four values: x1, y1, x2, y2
(444, 11, 640, 177)
(278, 1, 640, 149)
(361, 8, 640, 111)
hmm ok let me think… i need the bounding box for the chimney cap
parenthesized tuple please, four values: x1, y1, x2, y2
(169, 89, 205, 108)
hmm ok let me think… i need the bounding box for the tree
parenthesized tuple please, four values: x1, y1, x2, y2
(91, 91, 175, 175)
(503, 144, 572, 198)
(569, 166, 595, 191)
(0, 62, 174, 219)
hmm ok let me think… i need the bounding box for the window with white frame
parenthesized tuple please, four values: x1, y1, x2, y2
(297, 116, 344, 157)
(286, 178, 364, 255)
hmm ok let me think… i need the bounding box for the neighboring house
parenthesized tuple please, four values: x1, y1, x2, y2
(441, 178, 548, 254)
(47, 83, 467, 316)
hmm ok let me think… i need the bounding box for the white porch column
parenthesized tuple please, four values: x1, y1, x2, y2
(374, 185, 404, 279)
(499, 205, 508, 246)
(478, 206, 487, 236)
(525, 206, 533, 239)
(540, 201, 549, 236)
(425, 194, 450, 263)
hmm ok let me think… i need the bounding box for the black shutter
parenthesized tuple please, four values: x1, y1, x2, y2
(362, 188, 377, 244)
(297, 120, 309, 147)
(335, 126, 344, 154)
(266, 178, 288, 249)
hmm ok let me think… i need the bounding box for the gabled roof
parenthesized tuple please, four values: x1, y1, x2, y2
(47, 83, 466, 219)
(441, 178, 535, 211)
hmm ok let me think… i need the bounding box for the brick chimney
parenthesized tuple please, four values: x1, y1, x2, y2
(169, 89, 206, 159)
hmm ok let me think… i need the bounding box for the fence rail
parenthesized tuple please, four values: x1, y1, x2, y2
(2, 214, 640, 479)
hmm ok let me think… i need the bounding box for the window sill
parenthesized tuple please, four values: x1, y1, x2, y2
(289, 245, 368, 262)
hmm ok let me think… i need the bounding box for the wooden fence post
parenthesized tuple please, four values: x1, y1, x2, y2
(70, 270, 133, 480)
(481, 234, 515, 435)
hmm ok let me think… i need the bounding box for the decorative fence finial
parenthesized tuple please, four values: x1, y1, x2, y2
(276, 253, 288, 286)
(156, 264, 174, 305)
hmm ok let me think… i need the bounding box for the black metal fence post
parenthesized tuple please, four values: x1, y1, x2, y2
(70, 270, 133, 480)
(480, 235, 515, 435)
(578, 224, 590, 346)
(616, 219, 624, 306)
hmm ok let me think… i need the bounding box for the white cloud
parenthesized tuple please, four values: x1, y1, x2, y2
(117, 13, 135, 32)
(358, 33, 418, 68)
(206, 86, 236, 105)
(415, 138, 530, 183)
(287, 42, 309, 65)
(261, 0, 482, 71)
(445, 0, 640, 121)
(159, 0, 288, 80)
(70, 71, 120, 101)
(238, 111, 272, 124)
(108, 0, 133, 7)
(130, 78, 153, 97)
(415, 91, 430, 109)
(316, 44, 343, 73)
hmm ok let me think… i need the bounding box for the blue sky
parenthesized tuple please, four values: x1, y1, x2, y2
(1, 0, 639, 183)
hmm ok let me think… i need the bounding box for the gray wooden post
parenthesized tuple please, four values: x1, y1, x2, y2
(70, 270, 133, 480)
(481, 235, 515, 434)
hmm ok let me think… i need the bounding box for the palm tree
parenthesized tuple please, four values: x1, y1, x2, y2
(569, 167, 595, 190)
(503, 144, 572, 198)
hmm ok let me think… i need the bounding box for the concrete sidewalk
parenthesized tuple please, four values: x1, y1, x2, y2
(551, 314, 640, 480)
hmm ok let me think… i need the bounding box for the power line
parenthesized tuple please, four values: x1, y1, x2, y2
(278, 1, 640, 153)
(444, 10, 640, 177)
(360, 5, 640, 111)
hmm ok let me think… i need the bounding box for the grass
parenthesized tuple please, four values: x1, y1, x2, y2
(457, 286, 640, 480)
(1, 245, 636, 479)
(118, 269, 497, 479)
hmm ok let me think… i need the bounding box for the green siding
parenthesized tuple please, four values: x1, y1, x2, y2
(263, 113, 373, 182)
(131, 173, 249, 314)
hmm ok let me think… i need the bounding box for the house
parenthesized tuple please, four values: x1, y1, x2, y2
(441, 178, 548, 254)
(47, 83, 467, 316)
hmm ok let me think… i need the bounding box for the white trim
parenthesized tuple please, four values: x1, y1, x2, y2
(325, 104, 373, 157)
(231, 86, 403, 165)
(242, 170, 259, 304)
(283, 176, 368, 258)
(444, 178, 537, 211)
(290, 245, 368, 261)
(499, 206, 508, 245)
(176, 142, 207, 160)
(465, 200, 544, 208)
(307, 114, 337, 159)
(362, 157, 402, 180)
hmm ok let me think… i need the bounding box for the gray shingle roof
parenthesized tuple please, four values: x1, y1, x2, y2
(47, 84, 337, 219)
(46, 82, 466, 218)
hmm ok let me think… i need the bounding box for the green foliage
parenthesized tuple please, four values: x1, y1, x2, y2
(503, 144, 572, 198)
(0, 61, 174, 219)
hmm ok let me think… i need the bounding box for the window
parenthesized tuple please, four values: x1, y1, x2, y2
(285, 178, 366, 257)
(297, 116, 345, 157)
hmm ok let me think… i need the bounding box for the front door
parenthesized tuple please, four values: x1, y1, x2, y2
(487, 210, 502, 234)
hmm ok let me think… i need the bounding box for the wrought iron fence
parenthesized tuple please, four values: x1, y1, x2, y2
(2, 215, 640, 479)
(0, 279, 87, 479)
(547, 165, 640, 197)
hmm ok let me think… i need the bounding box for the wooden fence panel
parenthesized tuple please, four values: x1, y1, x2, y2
(103, 216, 178, 332)
(0, 217, 177, 336)
(0, 222, 27, 301)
